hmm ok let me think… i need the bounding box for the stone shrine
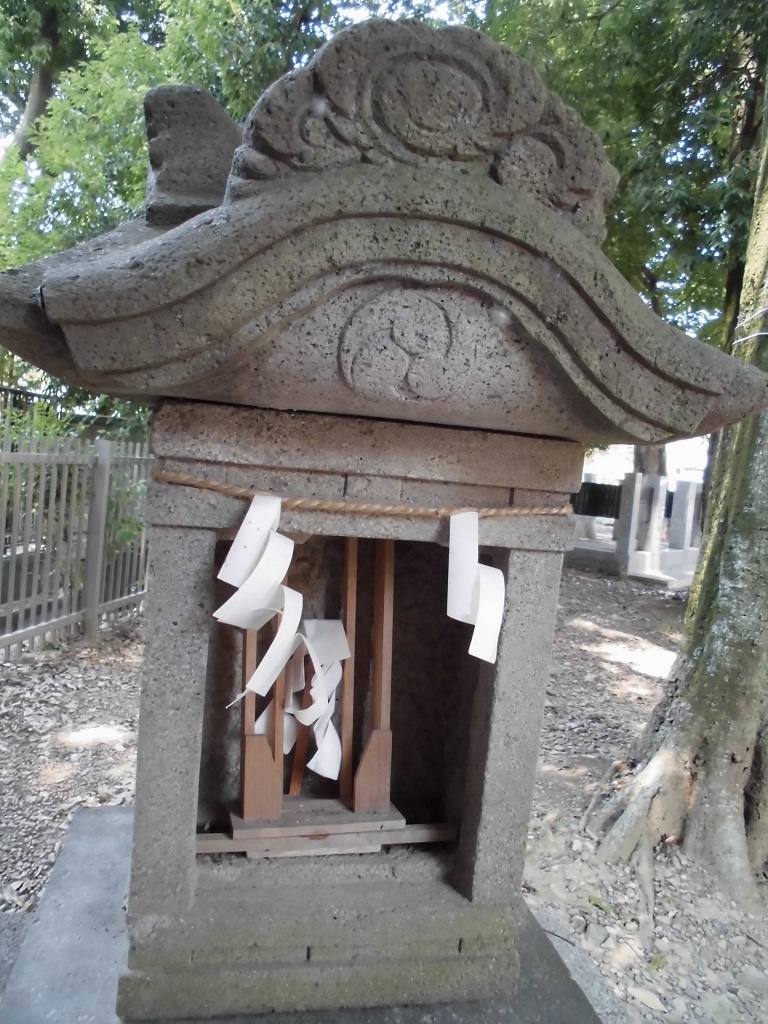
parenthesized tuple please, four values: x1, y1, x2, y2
(2, 19, 767, 1023)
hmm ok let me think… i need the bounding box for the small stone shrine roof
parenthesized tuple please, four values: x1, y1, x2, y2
(2, 20, 766, 443)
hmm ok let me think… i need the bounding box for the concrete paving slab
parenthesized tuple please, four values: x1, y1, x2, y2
(0, 807, 630, 1024)
(0, 805, 132, 1024)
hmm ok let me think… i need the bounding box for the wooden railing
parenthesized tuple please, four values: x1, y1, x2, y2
(1, 428, 150, 660)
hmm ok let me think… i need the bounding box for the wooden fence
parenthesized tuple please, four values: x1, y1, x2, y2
(1, 426, 150, 660)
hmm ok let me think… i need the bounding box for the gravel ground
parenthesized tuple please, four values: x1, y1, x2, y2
(1, 568, 767, 1022)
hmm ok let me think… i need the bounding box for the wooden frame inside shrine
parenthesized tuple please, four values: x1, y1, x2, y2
(197, 536, 458, 858)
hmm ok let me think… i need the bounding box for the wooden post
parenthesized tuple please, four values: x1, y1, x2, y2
(238, 627, 283, 822)
(288, 662, 313, 796)
(354, 539, 394, 813)
(83, 440, 111, 643)
(240, 629, 259, 820)
(339, 537, 358, 802)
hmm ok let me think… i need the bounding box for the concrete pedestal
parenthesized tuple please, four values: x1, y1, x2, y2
(0, 807, 629, 1024)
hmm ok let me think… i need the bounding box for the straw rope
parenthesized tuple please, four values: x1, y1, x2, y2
(154, 470, 572, 519)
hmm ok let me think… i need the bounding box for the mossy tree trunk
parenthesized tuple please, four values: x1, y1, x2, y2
(594, 81, 768, 906)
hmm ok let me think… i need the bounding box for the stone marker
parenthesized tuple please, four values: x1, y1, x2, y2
(2, 18, 767, 1024)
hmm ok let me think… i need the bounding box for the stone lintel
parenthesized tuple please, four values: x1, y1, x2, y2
(151, 401, 584, 494)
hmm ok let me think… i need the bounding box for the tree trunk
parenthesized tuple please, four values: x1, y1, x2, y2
(592, 78, 768, 907)
(0, 6, 61, 167)
(633, 444, 666, 476)
(6, 61, 55, 163)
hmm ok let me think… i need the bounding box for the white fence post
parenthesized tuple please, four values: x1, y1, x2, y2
(83, 440, 111, 643)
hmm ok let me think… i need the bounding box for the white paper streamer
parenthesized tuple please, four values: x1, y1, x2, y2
(215, 496, 351, 779)
(218, 495, 282, 587)
(447, 511, 506, 663)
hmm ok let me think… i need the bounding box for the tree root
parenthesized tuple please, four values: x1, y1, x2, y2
(746, 727, 768, 873)
(578, 760, 627, 834)
(592, 749, 684, 863)
(633, 835, 655, 944)
(585, 735, 766, 909)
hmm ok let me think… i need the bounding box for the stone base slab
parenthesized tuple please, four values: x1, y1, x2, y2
(118, 869, 523, 1020)
(119, 952, 518, 1021)
(0, 806, 628, 1024)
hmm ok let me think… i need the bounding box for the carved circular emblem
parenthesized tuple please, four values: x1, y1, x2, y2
(339, 289, 471, 401)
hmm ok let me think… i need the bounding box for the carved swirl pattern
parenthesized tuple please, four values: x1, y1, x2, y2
(338, 289, 473, 402)
(227, 20, 618, 243)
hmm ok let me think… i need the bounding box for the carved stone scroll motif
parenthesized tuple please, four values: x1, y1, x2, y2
(228, 20, 619, 244)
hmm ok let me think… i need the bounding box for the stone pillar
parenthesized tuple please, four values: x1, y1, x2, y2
(125, 523, 217, 919)
(616, 473, 668, 575)
(456, 548, 563, 904)
(615, 472, 642, 572)
(636, 474, 668, 555)
(669, 481, 700, 550)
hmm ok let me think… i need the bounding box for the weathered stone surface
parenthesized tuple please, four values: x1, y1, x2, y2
(151, 402, 584, 494)
(231, 20, 618, 245)
(117, 398, 574, 1019)
(27, 163, 765, 442)
(1, 21, 765, 443)
(144, 85, 242, 226)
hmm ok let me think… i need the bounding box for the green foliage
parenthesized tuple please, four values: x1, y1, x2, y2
(0, 26, 168, 267)
(161, 0, 344, 120)
(104, 470, 146, 561)
(486, 0, 768, 339)
(1, 399, 78, 567)
(0, 1, 165, 137)
(3, 398, 76, 444)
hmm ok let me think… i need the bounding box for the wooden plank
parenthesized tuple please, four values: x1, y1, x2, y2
(83, 441, 110, 642)
(371, 539, 394, 731)
(354, 538, 394, 814)
(0, 451, 95, 465)
(197, 822, 457, 857)
(3, 443, 24, 640)
(288, 662, 314, 796)
(239, 629, 259, 819)
(339, 537, 358, 802)
(50, 441, 71, 636)
(62, 439, 81, 632)
(231, 797, 404, 838)
(0, 613, 82, 654)
(97, 591, 147, 615)
(353, 728, 393, 815)
(272, 665, 286, 763)
(241, 735, 282, 821)
(17, 435, 37, 642)
(244, 834, 383, 858)
(386, 823, 458, 845)
(27, 435, 49, 651)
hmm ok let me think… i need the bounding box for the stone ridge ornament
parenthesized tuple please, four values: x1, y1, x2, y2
(1, 20, 767, 445)
(229, 20, 619, 245)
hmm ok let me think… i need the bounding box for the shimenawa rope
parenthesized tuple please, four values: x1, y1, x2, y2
(154, 470, 572, 519)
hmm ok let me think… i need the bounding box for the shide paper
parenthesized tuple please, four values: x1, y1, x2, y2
(447, 511, 505, 663)
(213, 496, 351, 779)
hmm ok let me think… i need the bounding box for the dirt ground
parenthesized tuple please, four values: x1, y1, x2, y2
(1, 567, 767, 1022)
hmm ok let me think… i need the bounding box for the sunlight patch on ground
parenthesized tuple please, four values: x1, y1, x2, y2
(54, 724, 134, 749)
(608, 675, 661, 703)
(567, 617, 677, 679)
(37, 761, 76, 787)
(538, 763, 595, 789)
(595, 641, 677, 679)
